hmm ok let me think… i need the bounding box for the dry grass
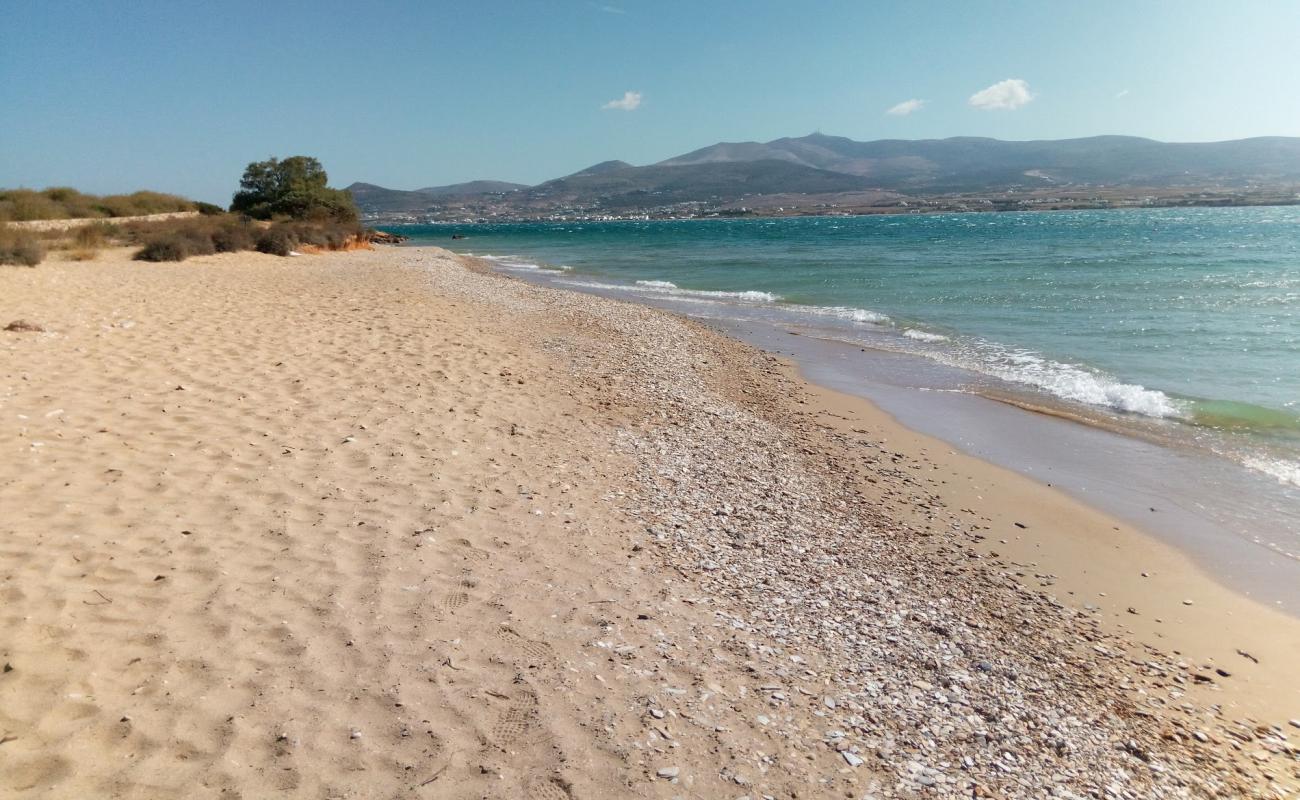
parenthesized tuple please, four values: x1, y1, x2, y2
(0, 188, 194, 222)
(0, 225, 46, 266)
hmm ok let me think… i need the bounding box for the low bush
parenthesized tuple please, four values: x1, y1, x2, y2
(134, 235, 191, 262)
(130, 215, 364, 263)
(255, 228, 297, 256)
(176, 224, 217, 256)
(0, 227, 46, 266)
(195, 201, 225, 216)
(0, 187, 195, 221)
(211, 221, 257, 253)
(72, 222, 115, 249)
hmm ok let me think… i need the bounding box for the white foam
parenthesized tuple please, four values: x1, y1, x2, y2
(803, 306, 891, 324)
(583, 279, 781, 303)
(1242, 456, 1300, 488)
(480, 253, 544, 270)
(978, 349, 1183, 418)
(903, 329, 950, 343)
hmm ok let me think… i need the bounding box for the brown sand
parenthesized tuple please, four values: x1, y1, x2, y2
(795, 378, 1300, 724)
(2, 246, 1297, 798)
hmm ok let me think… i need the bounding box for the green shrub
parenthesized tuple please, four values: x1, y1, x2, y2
(134, 235, 191, 262)
(195, 201, 225, 216)
(0, 227, 45, 266)
(230, 156, 358, 223)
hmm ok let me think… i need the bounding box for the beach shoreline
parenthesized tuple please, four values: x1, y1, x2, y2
(467, 241, 1300, 616)
(2, 245, 1296, 797)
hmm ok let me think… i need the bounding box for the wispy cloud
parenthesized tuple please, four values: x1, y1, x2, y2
(886, 98, 926, 116)
(968, 79, 1034, 111)
(590, 2, 626, 13)
(602, 90, 642, 111)
(1115, 88, 1130, 99)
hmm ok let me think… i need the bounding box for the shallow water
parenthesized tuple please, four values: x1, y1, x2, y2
(397, 209, 1300, 489)
(391, 210, 1300, 608)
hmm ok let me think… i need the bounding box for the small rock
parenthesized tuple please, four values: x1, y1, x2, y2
(649, 708, 665, 719)
(842, 751, 864, 768)
(2, 662, 11, 673)
(656, 766, 679, 779)
(1182, 599, 1194, 606)
(1193, 731, 1209, 743)
(1289, 719, 1300, 730)
(4, 320, 44, 333)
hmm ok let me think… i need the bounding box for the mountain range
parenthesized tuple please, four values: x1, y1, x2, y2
(348, 134, 1300, 219)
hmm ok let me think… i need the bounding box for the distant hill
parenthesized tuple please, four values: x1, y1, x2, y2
(565, 160, 634, 177)
(345, 183, 434, 213)
(524, 160, 875, 208)
(345, 180, 527, 213)
(414, 180, 528, 196)
(351, 134, 1300, 219)
(657, 133, 1300, 191)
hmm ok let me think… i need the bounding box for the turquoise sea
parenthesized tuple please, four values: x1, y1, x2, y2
(395, 207, 1300, 494)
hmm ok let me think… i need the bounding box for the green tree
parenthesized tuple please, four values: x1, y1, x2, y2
(230, 156, 357, 222)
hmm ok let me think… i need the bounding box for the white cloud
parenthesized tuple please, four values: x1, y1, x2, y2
(968, 79, 1034, 111)
(1115, 88, 1130, 99)
(602, 91, 642, 111)
(886, 98, 926, 116)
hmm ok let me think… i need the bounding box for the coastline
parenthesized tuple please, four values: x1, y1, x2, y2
(2, 245, 1296, 797)
(454, 248, 1300, 721)
(460, 235, 1300, 616)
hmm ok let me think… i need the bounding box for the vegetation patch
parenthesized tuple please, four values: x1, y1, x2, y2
(0, 226, 46, 266)
(0, 188, 195, 222)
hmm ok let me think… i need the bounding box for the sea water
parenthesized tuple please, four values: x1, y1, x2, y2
(393, 208, 1300, 604)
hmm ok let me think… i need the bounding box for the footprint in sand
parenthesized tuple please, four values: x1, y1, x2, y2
(487, 677, 548, 747)
(495, 626, 555, 663)
(451, 537, 491, 562)
(442, 590, 470, 612)
(527, 776, 574, 800)
(490, 701, 537, 745)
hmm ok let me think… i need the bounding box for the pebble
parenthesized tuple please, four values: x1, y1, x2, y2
(656, 766, 679, 780)
(841, 751, 863, 768)
(432, 251, 1289, 800)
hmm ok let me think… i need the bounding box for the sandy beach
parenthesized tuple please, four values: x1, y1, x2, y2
(2, 245, 1297, 798)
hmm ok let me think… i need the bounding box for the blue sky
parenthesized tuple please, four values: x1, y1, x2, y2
(3, 0, 1299, 202)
